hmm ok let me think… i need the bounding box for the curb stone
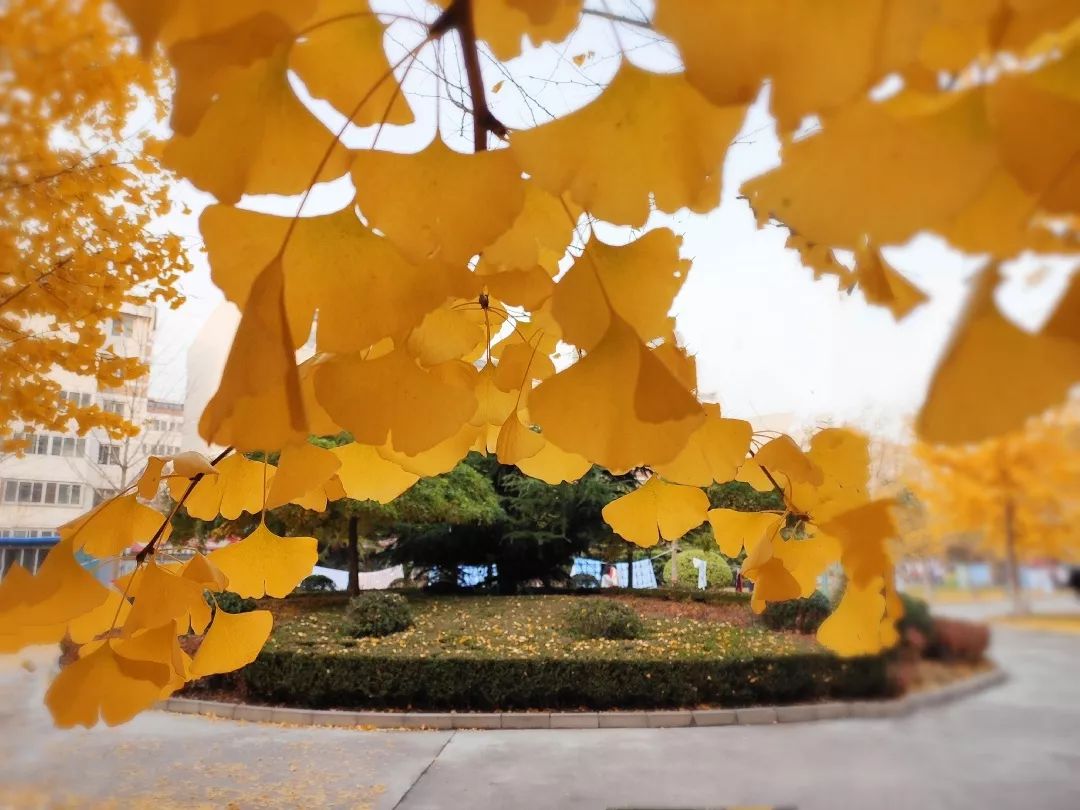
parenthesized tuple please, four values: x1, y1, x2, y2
(164, 664, 1005, 730)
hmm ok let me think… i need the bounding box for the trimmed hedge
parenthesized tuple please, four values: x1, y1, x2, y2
(241, 650, 889, 711)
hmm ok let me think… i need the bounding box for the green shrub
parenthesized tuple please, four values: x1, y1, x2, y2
(761, 591, 832, 634)
(565, 599, 645, 640)
(897, 592, 934, 641)
(344, 592, 413, 638)
(663, 550, 734, 590)
(241, 650, 890, 710)
(297, 574, 337, 593)
(214, 591, 257, 614)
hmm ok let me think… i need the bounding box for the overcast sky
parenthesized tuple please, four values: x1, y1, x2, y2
(149, 2, 1077, 441)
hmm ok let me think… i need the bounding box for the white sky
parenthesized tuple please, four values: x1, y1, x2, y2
(149, 2, 1078, 441)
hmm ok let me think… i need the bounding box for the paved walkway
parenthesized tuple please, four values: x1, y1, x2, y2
(1, 601, 1078, 809)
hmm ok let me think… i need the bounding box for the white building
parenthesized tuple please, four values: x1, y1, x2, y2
(0, 304, 184, 545)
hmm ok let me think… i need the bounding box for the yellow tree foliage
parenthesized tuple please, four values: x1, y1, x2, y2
(5, 0, 1080, 726)
(0, 0, 190, 447)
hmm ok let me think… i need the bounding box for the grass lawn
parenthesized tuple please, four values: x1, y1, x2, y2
(267, 594, 812, 662)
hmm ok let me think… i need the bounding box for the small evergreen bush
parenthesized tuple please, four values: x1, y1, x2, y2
(297, 574, 337, 592)
(344, 592, 414, 638)
(213, 591, 257, 614)
(565, 599, 645, 640)
(761, 591, 832, 634)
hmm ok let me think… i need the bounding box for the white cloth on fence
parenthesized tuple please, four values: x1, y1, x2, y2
(311, 564, 404, 591)
(690, 557, 707, 590)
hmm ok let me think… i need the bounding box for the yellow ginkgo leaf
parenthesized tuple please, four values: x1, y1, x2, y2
(202, 205, 451, 354)
(511, 63, 747, 227)
(440, 0, 583, 61)
(67, 588, 132, 646)
(770, 533, 842, 597)
(378, 423, 483, 478)
(123, 560, 212, 635)
(737, 459, 777, 492)
(852, 244, 927, 320)
(332, 443, 419, 503)
(529, 316, 703, 472)
(743, 89, 998, 250)
(553, 230, 689, 351)
(820, 499, 897, 589)
(289, 0, 413, 125)
(493, 339, 556, 392)
(816, 577, 888, 657)
(481, 184, 579, 273)
(513, 434, 592, 484)
(746, 557, 803, 614)
(115, 0, 317, 52)
(45, 640, 173, 729)
(163, 42, 348, 203)
(199, 259, 308, 452)
(265, 442, 341, 510)
(315, 349, 478, 456)
(495, 411, 545, 465)
(352, 139, 525, 266)
(480, 266, 555, 310)
(917, 267, 1080, 444)
(59, 494, 164, 558)
(405, 306, 487, 367)
(601, 477, 709, 548)
(471, 364, 519, 429)
(0, 538, 108, 631)
(789, 428, 870, 523)
(171, 451, 219, 478)
(170, 453, 271, 521)
(180, 553, 229, 593)
(136, 456, 168, 501)
(754, 435, 824, 487)
(655, 410, 753, 487)
(706, 508, 783, 558)
(191, 609, 273, 678)
(208, 524, 318, 599)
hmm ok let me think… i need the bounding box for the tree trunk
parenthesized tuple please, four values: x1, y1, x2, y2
(626, 545, 634, 589)
(1003, 497, 1028, 615)
(347, 515, 360, 596)
(670, 539, 679, 584)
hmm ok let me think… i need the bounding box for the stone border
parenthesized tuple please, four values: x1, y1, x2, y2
(161, 667, 1006, 730)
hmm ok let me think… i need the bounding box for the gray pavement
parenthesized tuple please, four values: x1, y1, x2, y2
(1, 600, 1078, 809)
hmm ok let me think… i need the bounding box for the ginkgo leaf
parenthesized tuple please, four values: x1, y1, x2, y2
(817, 577, 888, 657)
(770, 533, 842, 597)
(191, 609, 273, 678)
(745, 557, 803, 614)
(315, 349, 478, 455)
(493, 339, 556, 392)
(136, 456, 168, 500)
(67, 588, 132, 646)
(352, 140, 525, 265)
(59, 494, 163, 558)
(290, 0, 413, 125)
(655, 0, 933, 130)
(443, 0, 583, 61)
(654, 409, 753, 487)
(0, 538, 108, 631)
(405, 306, 487, 366)
(265, 442, 341, 509)
(852, 244, 927, 320)
(743, 89, 998, 250)
(511, 63, 747, 227)
(202, 205, 451, 354)
(917, 267, 1080, 444)
(988, 43, 1080, 214)
(115, 0, 317, 52)
(180, 553, 229, 592)
(820, 499, 897, 589)
(378, 423, 483, 478)
(479, 266, 555, 310)
(754, 435, 824, 487)
(45, 640, 172, 729)
(737, 459, 777, 492)
(706, 508, 783, 558)
(495, 411, 545, 465)
(481, 184, 579, 274)
(789, 428, 870, 522)
(602, 477, 709, 548)
(164, 44, 348, 203)
(332, 443, 419, 503)
(471, 364, 519, 429)
(208, 523, 318, 599)
(553, 230, 689, 351)
(199, 259, 308, 452)
(529, 315, 703, 472)
(171, 453, 271, 521)
(171, 451, 218, 478)
(123, 560, 212, 635)
(513, 435, 592, 484)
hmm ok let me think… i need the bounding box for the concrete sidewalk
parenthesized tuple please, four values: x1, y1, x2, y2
(1, 606, 1078, 809)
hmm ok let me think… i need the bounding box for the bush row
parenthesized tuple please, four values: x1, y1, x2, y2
(240, 650, 890, 711)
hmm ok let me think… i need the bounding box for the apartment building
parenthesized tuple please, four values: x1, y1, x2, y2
(0, 304, 183, 544)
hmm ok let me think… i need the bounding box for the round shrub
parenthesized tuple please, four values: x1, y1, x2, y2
(213, 591, 256, 614)
(761, 591, 832, 634)
(565, 599, 645, 640)
(345, 592, 413, 638)
(297, 574, 337, 592)
(664, 550, 734, 590)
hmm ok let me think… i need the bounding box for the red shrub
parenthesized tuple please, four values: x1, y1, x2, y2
(931, 618, 990, 662)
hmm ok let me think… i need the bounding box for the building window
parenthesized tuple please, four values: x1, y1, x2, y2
(97, 444, 120, 465)
(60, 390, 92, 408)
(20, 433, 85, 457)
(93, 488, 118, 506)
(2, 479, 82, 506)
(110, 314, 135, 337)
(102, 400, 125, 417)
